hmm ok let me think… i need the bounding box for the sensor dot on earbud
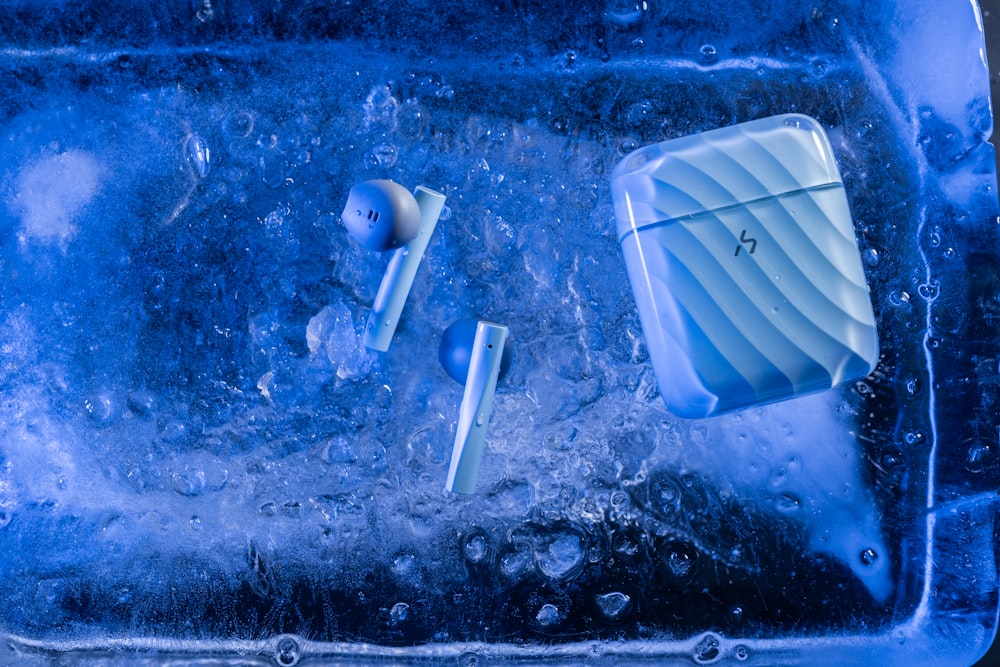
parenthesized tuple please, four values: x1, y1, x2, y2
(341, 179, 421, 251)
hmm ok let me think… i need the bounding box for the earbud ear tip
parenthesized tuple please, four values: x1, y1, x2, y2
(341, 179, 421, 251)
(440, 318, 513, 385)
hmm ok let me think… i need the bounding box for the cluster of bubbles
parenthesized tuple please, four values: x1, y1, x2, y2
(0, 1, 994, 654)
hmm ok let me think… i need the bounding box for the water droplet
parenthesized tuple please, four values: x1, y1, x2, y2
(699, 44, 718, 63)
(185, 134, 211, 178)
(595, 591, 631, 620)
(694, 634, 721, 663)
(905, 378, 922, 395)
(390, 601, 410, 625)
(259, 502, 277, 517)
(274, 636, 300, 666)
(859, 548, 879, 566)
(863, 247, 879, 266)
(903, 431, 924, 445)
(535, 603, 561, 627)
(734, 645, 750, 661)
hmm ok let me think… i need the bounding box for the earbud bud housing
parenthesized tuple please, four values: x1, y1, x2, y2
(341, 179, 421, 251)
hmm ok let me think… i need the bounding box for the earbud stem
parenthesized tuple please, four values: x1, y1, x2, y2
(364, 186, 446, 352)
(445, 322, 508, 494)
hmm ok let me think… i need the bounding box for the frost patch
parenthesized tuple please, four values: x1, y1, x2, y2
(9, 150, 103, 247)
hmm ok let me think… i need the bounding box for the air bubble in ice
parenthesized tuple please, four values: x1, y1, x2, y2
(863, 247, 879, 266)
(612, 530, 642, 558)
(966, 442, 993, 473)
(536, 530, 585, 581)
(604, 0, 646, 27)
(184, 134, 211, 178)
(693, 634, 721, 663)
(84, 392, 119, 427)
(370, 143, 398, 167)
(734, 645, 750, 661)
(363, 85, 398, 128)
(390, 602, 410, 625)
(880, 449, 905, 470)
(655, 477, 680, 506)
(397, 101, 428, 139)
(595, 591, 631, 620)
(666, 543, 698, 579)
(700, 44, 718, 63)
(462, 531, 490, 565)
(259, 149, 293, 188)
(917, 281, 939, 300)
(499, 542, 530, 579)
(170, 456, 228, 497)
(274, 635, 300, 666)
(317, 436, 356, 464)
(859, 547, 879, 566)
(535, 603, 561, 627)
(126, 389, 157, 418)
(775, 493, 802, 513)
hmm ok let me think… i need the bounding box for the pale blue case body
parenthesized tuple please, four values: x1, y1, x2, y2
(611, 114, 879, 418)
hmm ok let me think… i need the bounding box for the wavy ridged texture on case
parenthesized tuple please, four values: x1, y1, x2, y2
(612, 114, 879, 418)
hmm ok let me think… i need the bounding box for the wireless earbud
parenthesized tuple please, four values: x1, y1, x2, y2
(439, 318, 514, 385)
(340, 179, 446, 352)
(342, 179, 421, 251)
(442, 320, 512, 495)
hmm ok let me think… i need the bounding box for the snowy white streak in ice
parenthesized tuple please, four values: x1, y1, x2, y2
(8, 150, 103, 248)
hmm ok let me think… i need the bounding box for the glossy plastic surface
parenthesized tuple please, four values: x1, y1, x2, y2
(613, 115, 879, 416)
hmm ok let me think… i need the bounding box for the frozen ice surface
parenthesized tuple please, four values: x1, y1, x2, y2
(0, 0, 998, 665)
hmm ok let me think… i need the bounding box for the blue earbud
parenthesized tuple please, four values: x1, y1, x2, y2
(442, 319, 513, 495)
(340, 179, 447, 352)
(341, 179, 421, 252)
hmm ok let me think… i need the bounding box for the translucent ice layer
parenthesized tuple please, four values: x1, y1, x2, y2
(0, 0, 997, 665)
